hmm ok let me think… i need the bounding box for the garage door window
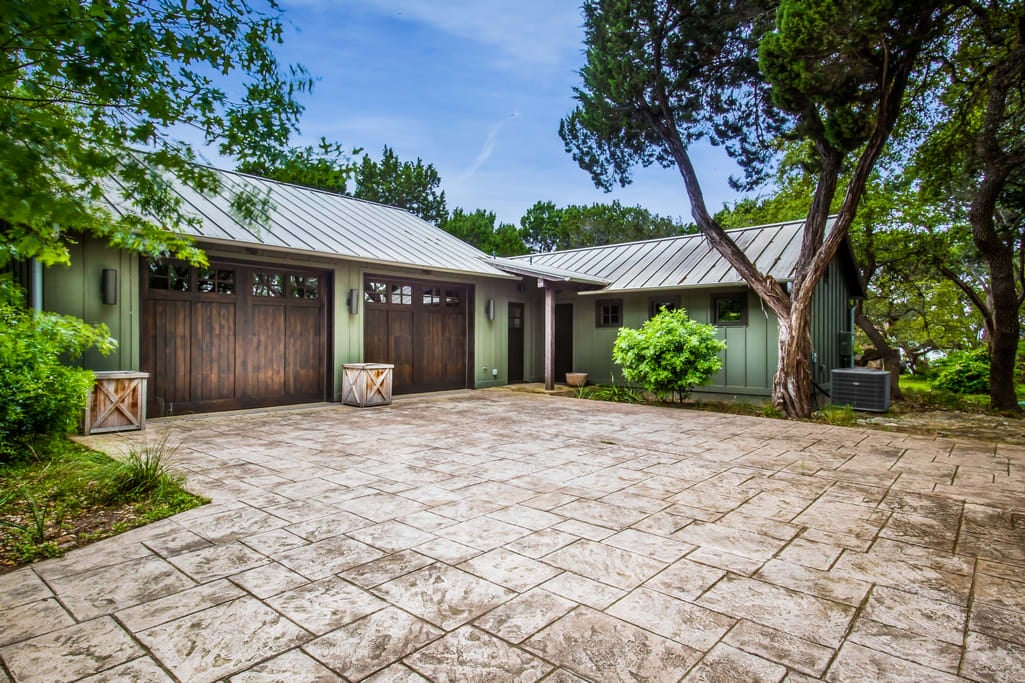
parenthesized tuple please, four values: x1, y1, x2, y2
(290, 275, 319, 299)
(197, 268, 235, 295)
(252, 272, 284, 297)
(445, 288, 461, 306)
(390, 284, 412, 305)
(423, 287, 442, 305)
(365, 280, 387, 303)
(148, 263, 191, 292)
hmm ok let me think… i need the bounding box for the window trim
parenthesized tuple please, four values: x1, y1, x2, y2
(595, 299, 624, 328)
(711, 291, 748, 326)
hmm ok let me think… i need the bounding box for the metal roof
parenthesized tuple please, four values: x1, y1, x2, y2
(509, 219, 822, 293)
(100, 166, 514, 279)
(487, 257, 610, 287)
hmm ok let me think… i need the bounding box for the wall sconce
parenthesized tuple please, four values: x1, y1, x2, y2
(347, 288, 359, 315)
(485, 298, 495, 321)
(101, 268, 117, 305)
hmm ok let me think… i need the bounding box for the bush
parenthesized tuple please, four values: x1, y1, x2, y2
(612, 308, 725, 402)
(931, 348, 990, 395)
(0, 282, 115, 458)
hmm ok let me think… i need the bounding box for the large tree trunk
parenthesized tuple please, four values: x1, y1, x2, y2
(854, 306, 904, 400)
(984, 245, 1021, 410)
(772, 307, 815, 417)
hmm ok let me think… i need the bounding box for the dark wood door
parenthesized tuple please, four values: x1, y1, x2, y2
(142, 261, 329, 415)
(363, 276, 471, 393)
(508, 302, 524, 382)
(555, 303, 573, 381)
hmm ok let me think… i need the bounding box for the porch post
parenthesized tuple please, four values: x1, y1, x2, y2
(544, 283, 555, 391)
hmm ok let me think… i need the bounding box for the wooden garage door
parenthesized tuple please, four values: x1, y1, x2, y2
(363, 275, 472, 393)
(141, 261, 329, 416)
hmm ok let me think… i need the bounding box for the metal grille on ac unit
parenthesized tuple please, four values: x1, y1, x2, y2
(831, 368, 891, 412)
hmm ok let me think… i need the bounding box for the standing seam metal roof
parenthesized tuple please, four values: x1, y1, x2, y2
(100, 165, 514, 279)
(509, 219, 823, 292)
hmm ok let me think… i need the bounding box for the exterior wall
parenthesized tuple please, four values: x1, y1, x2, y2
(42, 237, 518, 403)
(551, 288, 779, 396)
(43, 240, 140, 372)
(810, 257, 855, 391)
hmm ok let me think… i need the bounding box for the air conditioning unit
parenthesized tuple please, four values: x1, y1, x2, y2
(831, 368, 891, 412)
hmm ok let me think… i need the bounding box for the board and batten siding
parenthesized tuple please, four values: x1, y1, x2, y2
(810, 258, 855, 388)
(550, 287, 779, 397)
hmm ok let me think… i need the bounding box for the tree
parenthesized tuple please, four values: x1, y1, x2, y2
(518, 200, 692, 252)
(354, 146, 447, 225)
(237, 138, 360, 195)
(440, 208, 528, 257)
(560, 0, 947, 417)
(1, 0, 312, 269)
(911, 1, 1025, 410)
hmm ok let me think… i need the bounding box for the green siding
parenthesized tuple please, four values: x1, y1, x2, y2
(810, 259, 855, 395)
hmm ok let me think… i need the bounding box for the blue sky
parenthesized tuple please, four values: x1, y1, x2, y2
(241, 1, 748, 226)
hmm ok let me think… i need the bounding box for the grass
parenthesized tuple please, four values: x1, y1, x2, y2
(0, 438, 206, 570)
(896, 376, 1024, 414)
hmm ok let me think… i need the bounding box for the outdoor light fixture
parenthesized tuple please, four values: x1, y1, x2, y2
(101, 268, 118, 305)
(347, 288, 359, 315)
(486, 298, 495, 321)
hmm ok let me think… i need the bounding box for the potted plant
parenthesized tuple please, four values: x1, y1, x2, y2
(565, 372, 588, 387)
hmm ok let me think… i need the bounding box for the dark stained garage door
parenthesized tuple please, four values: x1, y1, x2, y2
(363, 275, 473, 393)
(141, 260, 330, 415)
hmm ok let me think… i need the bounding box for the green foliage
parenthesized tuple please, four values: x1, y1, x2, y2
(519, 200, 694, 252)
(441, 208, 528, 256)
(354, 146, 448, 225)
(612, 309, 725, 402)
(0, 284, 115, 457)
(1, 0, 312, 268)
(0, 439, 204, 567)
(814, 403, 858, 426)
(932, 348, 991, 395)
(105, 438, 183, 501)
(576, 373, 645, 404)
(237, 138, 361, 194)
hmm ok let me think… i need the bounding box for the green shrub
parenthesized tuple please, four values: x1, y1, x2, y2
(105, 438, 182, 500)
(612, 308, 726, 402)
(0, 282, 115, 458)
(931, 348, 990, 395)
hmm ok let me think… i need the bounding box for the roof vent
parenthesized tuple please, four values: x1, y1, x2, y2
(831, 368, 891, 412)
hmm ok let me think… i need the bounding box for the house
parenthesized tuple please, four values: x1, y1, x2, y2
(34, 166, 862, 415)
(503, 221, 864, 401)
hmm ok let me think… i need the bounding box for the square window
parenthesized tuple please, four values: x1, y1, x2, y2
(148, 262, 191, 292)
(595, 299, 623, 328)
(712, 292, 747, 326)
(390, 284, 412, 305)
(252, 272, 284, 297)
(290, 274, 319, 299)
(364, 280, 387, 304)
(648, 295, 680, 319)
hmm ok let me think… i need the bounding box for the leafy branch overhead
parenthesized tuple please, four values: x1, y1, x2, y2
(1, 0, 312, 268)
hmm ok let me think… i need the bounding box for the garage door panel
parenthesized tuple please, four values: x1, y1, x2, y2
(191, 301, 236, 401)
(245, 303, 287, 398)
(142, 299, 192, 409)
(390, 309, 415, 388)
(285, 306, 324, 396)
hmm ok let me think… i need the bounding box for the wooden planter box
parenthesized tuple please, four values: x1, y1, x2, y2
(83, 371, 148, 434)
(341, 363, 394, 407)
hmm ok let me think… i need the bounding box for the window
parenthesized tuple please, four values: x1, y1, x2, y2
(197, 268, 235, 295)
(648, 295, 680, 319)
(712, 292, 747, 326)
(390, 284, 412, 305)
(148, 262, 191, 292)
(422, 287, 441, 305)
(289, 274, 319, 299)
(251, 272, 284, 297)
(595, 299, 623, 328)
(365, 280, 387, 304)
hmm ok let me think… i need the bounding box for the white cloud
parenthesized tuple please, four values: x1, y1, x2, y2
(287, 0, 583, 68)
(458, 112, 521, 181)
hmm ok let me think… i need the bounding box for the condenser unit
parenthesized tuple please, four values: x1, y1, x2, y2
(831, 368, 891, 412)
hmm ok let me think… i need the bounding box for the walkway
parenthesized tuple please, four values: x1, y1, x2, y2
(1, 390, 1024, 681)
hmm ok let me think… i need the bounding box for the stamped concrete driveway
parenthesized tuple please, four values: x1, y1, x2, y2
(2, 390, 1025, 682)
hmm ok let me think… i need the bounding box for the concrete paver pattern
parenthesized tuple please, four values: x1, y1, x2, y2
(2, 390, 1024, 682)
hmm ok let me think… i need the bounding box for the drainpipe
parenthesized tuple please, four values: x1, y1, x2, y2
(30, 258, 43, 311)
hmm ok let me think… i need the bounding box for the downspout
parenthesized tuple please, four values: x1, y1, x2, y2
(30, 258, 43, 311)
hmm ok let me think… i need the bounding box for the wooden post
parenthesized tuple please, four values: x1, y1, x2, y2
(544, 284, 555, 391)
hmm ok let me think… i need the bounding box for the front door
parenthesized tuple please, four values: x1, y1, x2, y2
(508, 302, 524, 383)
(555, 303, 573, 382)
